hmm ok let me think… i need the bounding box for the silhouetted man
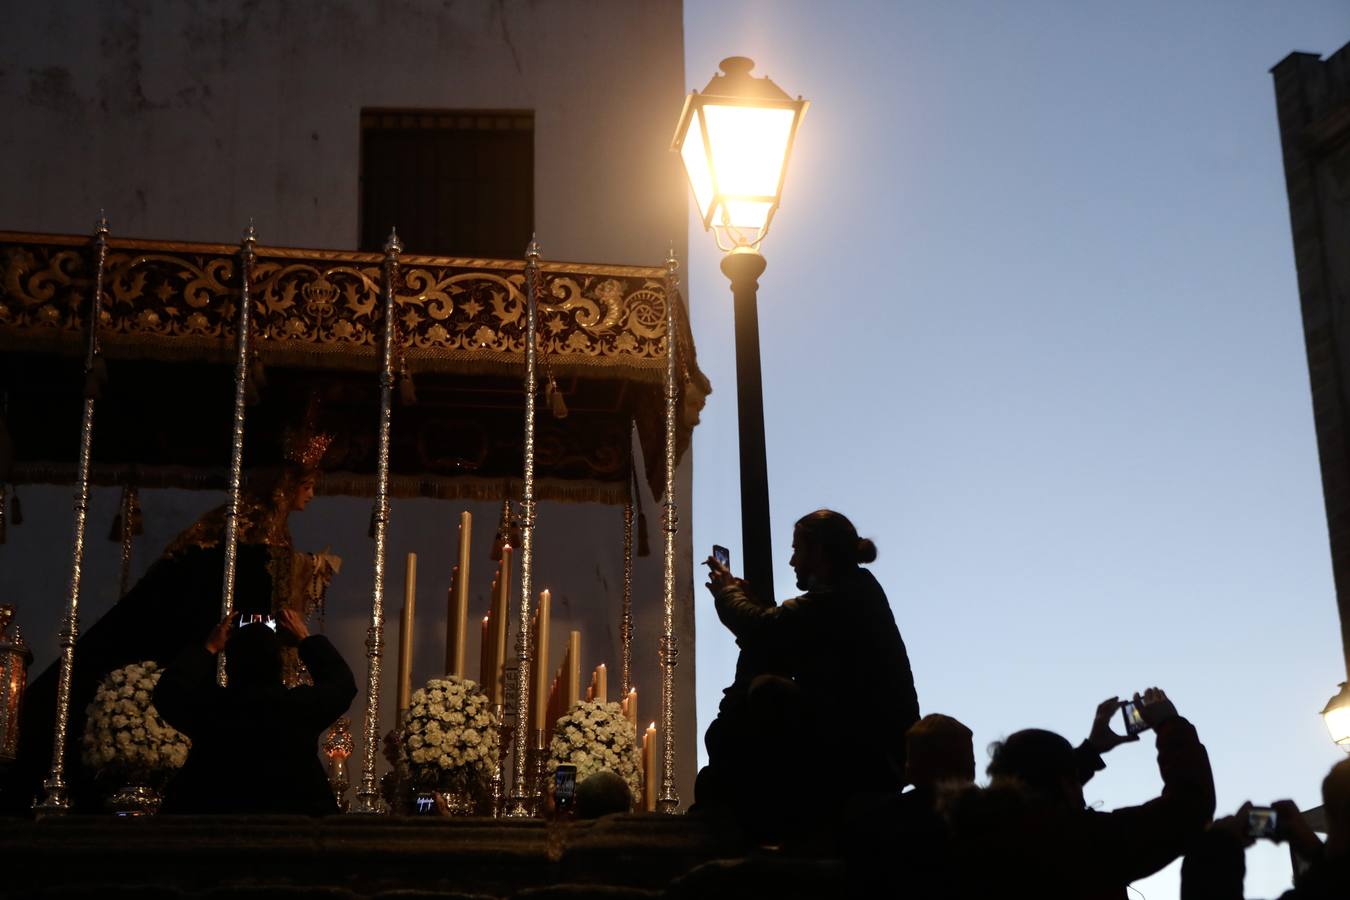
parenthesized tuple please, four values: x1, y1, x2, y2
(1182, 758, 1350, 899)
(153, 608, 356, 815)
(847, 713, 975, 897)
(984, 687, 1216, 899)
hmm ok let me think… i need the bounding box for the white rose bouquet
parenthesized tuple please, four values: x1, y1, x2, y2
(399, 675, 499, 794)
(81, 661, 190, 783)
(547, 699, 641, 804)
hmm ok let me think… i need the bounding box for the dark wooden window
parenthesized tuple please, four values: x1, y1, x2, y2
(360, 110, 533, 259)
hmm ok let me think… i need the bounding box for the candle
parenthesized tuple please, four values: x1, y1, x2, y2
(565, 631, 581, 712)
(595, 663, 607, 705)
(479, 615, 490, 689)
(397, 553, 417, 721)
(453, 512, 469, 674)
(625, 687, 638, 732)
(489, 546, 512, 705)
(643, 722, 657, 811)
(533, 589, 551, 731)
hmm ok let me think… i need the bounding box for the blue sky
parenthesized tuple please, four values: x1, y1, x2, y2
(684, 3, 1350, 897)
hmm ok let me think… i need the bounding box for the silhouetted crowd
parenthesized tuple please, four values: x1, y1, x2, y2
(696, 508, 1350, 900)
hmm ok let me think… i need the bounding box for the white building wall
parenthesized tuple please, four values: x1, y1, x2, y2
(0, 0, 697, 807)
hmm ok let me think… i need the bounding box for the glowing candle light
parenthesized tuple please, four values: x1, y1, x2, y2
(643, 722, 657, 812)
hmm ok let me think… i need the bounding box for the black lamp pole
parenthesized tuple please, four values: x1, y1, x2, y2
(721, 249, 775, 603)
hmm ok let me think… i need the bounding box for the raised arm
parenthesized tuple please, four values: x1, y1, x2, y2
(1083, 689, 1217, 885)
(276, 609, 357, 730)
(152, 619, 231, 736)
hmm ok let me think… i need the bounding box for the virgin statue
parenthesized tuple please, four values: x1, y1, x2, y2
(5, 450, 341, 812)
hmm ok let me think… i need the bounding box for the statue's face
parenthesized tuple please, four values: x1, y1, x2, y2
(292, 477, 316, 512)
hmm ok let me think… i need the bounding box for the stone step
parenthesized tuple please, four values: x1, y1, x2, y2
(0, 814, 844, 899)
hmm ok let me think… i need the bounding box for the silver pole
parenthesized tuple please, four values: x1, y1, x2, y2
(36, 213, 109, 815)
(621, 490, 634, 699)
(352, 228, 401, 814)
(658, 249, 681, 812)
(507, 236, 541, 817)
(217, 223, 257, 686)
(117, 484, 135, 598)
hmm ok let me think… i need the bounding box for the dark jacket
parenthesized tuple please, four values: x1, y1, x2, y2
(1182, 826, 1347, 900)
(714, 566, 920, 789)
(153, 634, 356, 815)
(1064, 716, 1217, 899)
(9, 543, 278, 812)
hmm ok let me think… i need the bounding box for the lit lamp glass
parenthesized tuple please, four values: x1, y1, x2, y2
(1322, 682, 1350, 751)
(672, 57, 808, 251)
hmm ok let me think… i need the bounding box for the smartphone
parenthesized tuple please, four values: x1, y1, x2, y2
(236, 613, 277, 631)
(554, 763, 577, 815)
(712, 545, 730, 569)
(1120, 700, 1151, 737)
(1248, 806, 1278, 839)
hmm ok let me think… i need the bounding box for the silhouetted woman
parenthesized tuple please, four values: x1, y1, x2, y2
(699, 509, 920, 841)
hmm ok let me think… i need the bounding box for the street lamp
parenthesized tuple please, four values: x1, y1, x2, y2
(673, 57, 808, 601)
(1322, 682, 1350, 751)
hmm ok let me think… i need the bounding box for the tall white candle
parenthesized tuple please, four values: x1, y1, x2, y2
(532, 589, 551, 731)
(397, 553, 417, 720)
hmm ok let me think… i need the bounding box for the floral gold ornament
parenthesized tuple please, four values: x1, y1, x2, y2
(0, 231, 710, 508)
(0, 232, 697, 379)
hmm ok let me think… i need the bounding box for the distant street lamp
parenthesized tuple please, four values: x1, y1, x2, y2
(1322, 682, 1350, 751)
(672, 57, 808, 601)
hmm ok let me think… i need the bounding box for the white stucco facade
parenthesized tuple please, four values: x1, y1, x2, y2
(0, 0, 698, 807)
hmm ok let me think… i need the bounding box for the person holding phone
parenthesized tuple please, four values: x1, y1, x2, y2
(980, 687, 1215, 898)
(698, 509, 920, 843)
(1181, 758, 1350, 900)
(153, 607, 357, 814)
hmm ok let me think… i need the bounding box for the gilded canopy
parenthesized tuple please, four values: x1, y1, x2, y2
(0, 231, 710, 504)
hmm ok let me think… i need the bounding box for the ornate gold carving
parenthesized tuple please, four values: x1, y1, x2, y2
(0, 233, 697, 394)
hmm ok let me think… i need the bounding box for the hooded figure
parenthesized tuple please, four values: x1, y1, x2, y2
(153, 610, 356, 815)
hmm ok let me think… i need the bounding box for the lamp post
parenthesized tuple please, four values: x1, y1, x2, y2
(1322, 682, 1350, 752)
(672, 57, 808, 600)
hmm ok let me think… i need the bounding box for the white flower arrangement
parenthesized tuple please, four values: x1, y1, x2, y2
(399, 675, 500, 791)
(81, 661, 190, 781)
(547, 699, 641, 804)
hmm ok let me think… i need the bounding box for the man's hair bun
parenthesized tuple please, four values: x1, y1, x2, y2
(794, 509, 877, 568)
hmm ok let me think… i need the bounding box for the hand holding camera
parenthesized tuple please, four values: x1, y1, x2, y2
(1088, 696, 1140, 753)
(704, 544, 740, 595)
(1209, 799, 1320, 856)
(1134, 687, 1178, 729)
(1270, 799, 1324, 860)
